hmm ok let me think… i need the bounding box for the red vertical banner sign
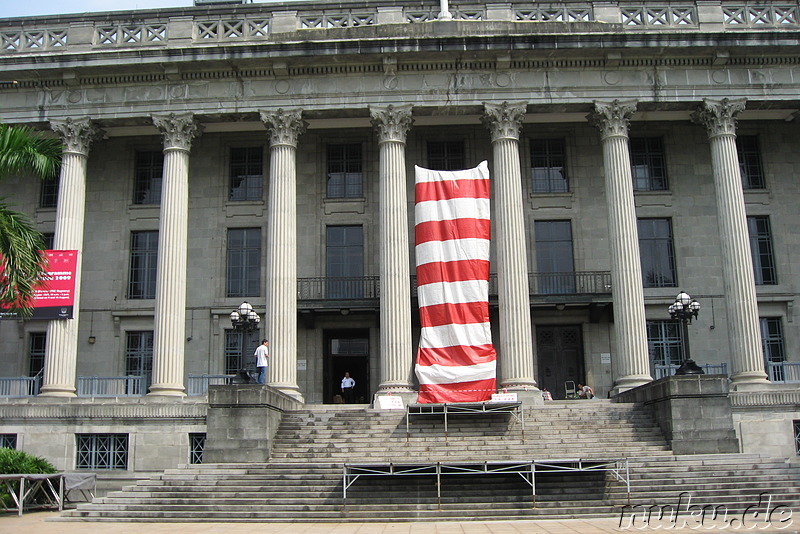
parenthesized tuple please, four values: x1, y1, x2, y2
(414, 161, 497, 403)
(0, 250, 78, 320)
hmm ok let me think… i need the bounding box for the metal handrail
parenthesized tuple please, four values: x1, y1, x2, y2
(653, 363, 728, 379)
(0, 376, 39, 397)
(187, 374, 235, 396)
(76, 376, 145, 397)
(766, 361, 800, 383)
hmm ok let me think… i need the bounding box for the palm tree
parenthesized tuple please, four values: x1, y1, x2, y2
(0, 124, 62, 317)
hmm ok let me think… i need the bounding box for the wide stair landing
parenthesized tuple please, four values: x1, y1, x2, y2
(59, 401, 800, 522)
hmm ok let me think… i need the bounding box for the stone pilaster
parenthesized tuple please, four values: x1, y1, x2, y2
(260, 109, 307, 401)
(482, 102, 537, 392)
(588, 100, 652, 392)
(370, 104, 415, 394)
(148, 113, 201, 397)
(40, 117, 102, 397)
(692, 98, 769, 388)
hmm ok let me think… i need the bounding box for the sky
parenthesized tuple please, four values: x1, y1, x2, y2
(2, 0, 195, 18)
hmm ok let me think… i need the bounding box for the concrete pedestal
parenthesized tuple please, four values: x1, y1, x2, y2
(614, 375, 740, 455)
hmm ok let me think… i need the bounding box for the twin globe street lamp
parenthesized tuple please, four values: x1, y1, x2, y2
(229, 301, 261, 383)
(668, 291, 704, 376)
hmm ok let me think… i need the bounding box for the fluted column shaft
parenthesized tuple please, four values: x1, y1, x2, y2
(148, 113, 201, 397)
(260, 109, 306, 401)
(371, 105, 415, 392)
(41, 118, 101, 397)
(482, 103, 537, 390)
(692, 99, 768, 387)
(589, 101, 652, 391)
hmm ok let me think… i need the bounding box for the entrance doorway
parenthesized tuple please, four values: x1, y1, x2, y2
(324, 329, 370, 404)
(536, 325, 584, 400)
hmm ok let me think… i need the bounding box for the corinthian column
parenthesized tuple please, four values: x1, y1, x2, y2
(482, 102, 537, 391)
(260, 109, 306, 401)
(370, 104, 415, 394)
(692, 98, 768, 388)
(40, 118, 103, 397)
(588, 100, 652, 391)
(148, 113, 201, 397)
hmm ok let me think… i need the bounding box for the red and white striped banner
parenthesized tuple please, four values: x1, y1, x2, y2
(414, 161, 497, 403)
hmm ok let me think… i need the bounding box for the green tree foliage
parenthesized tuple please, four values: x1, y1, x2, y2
(0, 447, 58, 508)
(0, 124, 62, 317)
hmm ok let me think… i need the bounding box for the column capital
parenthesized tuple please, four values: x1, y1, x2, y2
(482, 102, 526, 142)
(50, 117, 103, 156)
(587, 100, 638, 139)
(370, 104, 413, 144)
(152, 112, 202, 151)
(691, 98, 746, 138)
(259, 108, 307, 148)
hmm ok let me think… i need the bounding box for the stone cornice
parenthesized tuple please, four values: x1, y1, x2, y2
(0, 399, 208, 422)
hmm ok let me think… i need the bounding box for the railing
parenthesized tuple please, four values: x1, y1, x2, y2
(767, 361, 800, 383)
(297, 276, 380, 300)
(2, 2, 798, 55)
(528, 271, 611, 296)
(76, 376, 145, 397)
(0, 376, 40, 397)
(653, 362, 728, 379)
(187, 374, 235, 396)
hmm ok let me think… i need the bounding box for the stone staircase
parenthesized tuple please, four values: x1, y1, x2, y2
(58, 400, 800, 522)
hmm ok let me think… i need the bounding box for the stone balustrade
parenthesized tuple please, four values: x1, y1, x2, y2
(1, 1, 798, 54)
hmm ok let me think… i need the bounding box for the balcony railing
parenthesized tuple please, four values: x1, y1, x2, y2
(298, 276, 380, 300)
(528, 271, 611, 296)
(653, 362, 729, 379)
(767, 361, 800, 383)
(76, 376, 146, 397)
(0, 376, 40, 397)
(187, 374, 235, 396)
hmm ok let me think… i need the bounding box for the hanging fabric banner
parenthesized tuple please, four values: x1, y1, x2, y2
(0, 250, 78, 320)
(414, 161, 497, 403)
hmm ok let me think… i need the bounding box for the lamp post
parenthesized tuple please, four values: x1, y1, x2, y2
(229, 301, 261, 383)
(668, 291, 703, 375)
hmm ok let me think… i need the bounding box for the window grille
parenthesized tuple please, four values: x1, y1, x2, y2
(190, 433, 206, 464)
(760, 317, 786, 381)
(76, 434, 128, 470)
(125, 331, 153, 393)
(224, 330, 259, 375)
(647, 320, 684, 371)
(128, 231, 158, 299)
(638, 218, 676, 288)
(630, 137, 668, 191)
(226, 228, 261, 298)
(534, 220, 576, 294)
(737, 136, 765, 189)
(39, 175, 59, 208)
(41, 233, 55, 250)
(29, 332, 46, 378)
(133, 151, 163, 205)
(0, 434, 17, 449)
(531, 139, 568, 193)
(229, 147, 263, 201)
(427, 141, 465, 171)
(794, 421, 800, 456)
(747, 216, 777, 285)
(326, 144, 363, 198)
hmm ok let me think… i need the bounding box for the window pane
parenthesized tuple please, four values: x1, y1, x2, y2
(125, 331, 153, 394)
(128, 231, 158, 299)
(229, 147, 264, 201)
(535, 220, 575, 294)
(531, 139, 568, 193)
(133, 151, 163, 205)
(326, 226, 364, 298)
(638, 218, 676, 288)
(29, 332, 46, 377)
(39, 175, 59, 208)
(647, 320, 684, 377)
(737, 135, 765, 190)
(630, 138, 667, 191)
(224, 330, 259, 375)
(76, 434, 128, 470)
(226, 228, 261, 297)
(760, 317, 786, 381)
(327, 144, 362, 198)
(748, 216, 777, 285)
(427, 141, 465, 171)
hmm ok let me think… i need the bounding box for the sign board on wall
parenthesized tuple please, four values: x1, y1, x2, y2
(0, 250, 78, 320)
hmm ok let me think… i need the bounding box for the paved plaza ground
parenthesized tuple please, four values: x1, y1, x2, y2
(0, 511, 798, 534)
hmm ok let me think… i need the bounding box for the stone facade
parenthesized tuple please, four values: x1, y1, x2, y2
(0, 0, 799, 484)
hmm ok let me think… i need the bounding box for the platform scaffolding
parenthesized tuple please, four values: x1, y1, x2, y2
(342, 459, 631, 509)
(405, 401, 525, 441)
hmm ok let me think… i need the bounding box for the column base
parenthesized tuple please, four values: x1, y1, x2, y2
(611, 374, 652, 395)
(270, 384, 305, 403)
(147, 384, 186, 397)
(38, 386, 76, 398)
(730, 370, 770, 391)
(373, 390, 418, 408)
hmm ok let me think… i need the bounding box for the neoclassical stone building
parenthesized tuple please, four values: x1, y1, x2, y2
(0, 0, 799, 486)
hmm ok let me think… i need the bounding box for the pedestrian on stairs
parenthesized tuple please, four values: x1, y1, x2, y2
(341, 372, 355, 403)
(577, 383, 594, 399)
(254, 339, 269, 385)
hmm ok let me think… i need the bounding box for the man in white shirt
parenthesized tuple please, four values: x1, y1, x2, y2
(254, 339, 269, 385)
(341, 372, 355, 404)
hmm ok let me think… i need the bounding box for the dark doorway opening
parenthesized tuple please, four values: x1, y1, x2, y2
(324, 329, 370, 404)
(536, 325, 584, 400)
